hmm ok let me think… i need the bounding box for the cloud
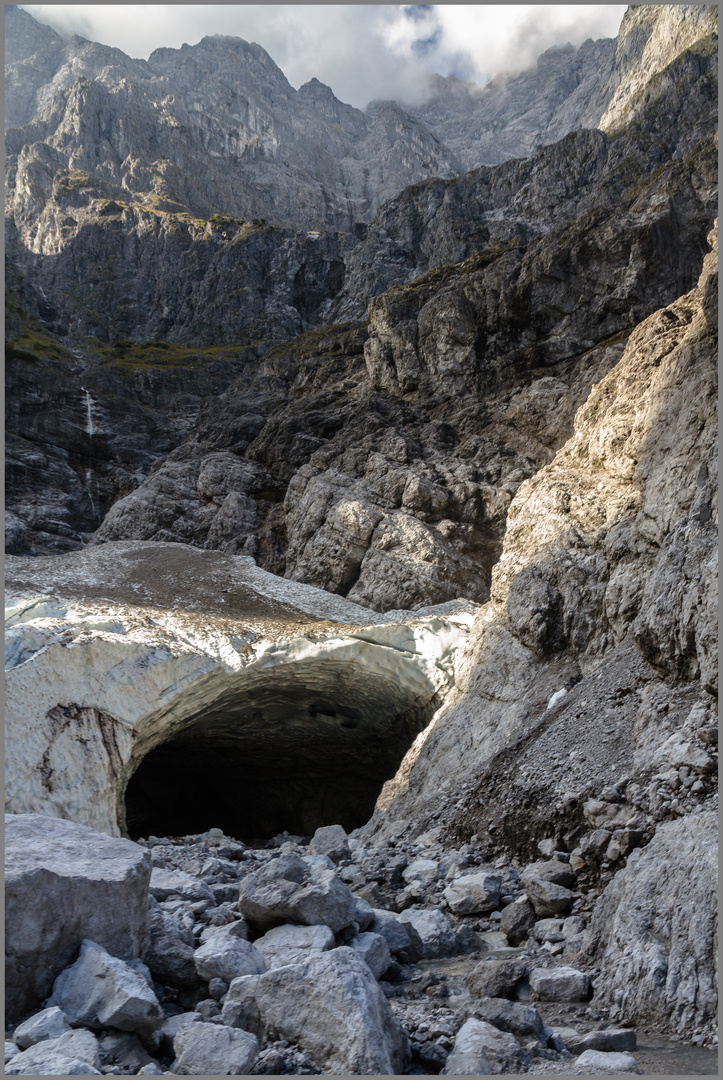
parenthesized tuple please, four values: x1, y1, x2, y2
(19, 4, 627, 109)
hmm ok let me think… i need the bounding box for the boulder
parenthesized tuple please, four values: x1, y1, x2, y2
(222, 946, 408, 1074)
(237, 853, 356, 933)
(401, 858, 439, 885)
(371, 908, 423, 963)
(13, 1007, 71, 1049)
(575, 1049, 640, 1072)
(145, 900, 198, 989)
(399, 907, 456, 958)
(441, 1018, 528, 1074)
(499, 897, 536, 944)
(565, 1029, 637, 1053)
(158, 1013, 203, 1056)
(528, 965, 591, 1002)
(525, 875, 576, 917)
(308, 824, 350, 864)
(254, 923, 334, 970)
(467, 959, 527, 1000)
(96, 1032, 156, 1074)
(443, 871, 501, 915)
(347, 931, 393, 979)
(172, 1022, 258, 1076)
(193, 922, 266, 984)
(5, 813, 151, 1021)
(472, 998, 546, 1038)
(522, 861, 577, 889)
(48, 940, 163, 1033)
(353, 894, 376, 932)
(5, 1029, 101, 1076)
(149, 868, 214, 904)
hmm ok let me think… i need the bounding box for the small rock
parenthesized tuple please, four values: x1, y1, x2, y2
(5, 1029, 101, 1075)
(371, 908, 423, 963)
(254, 923, 335, 970)
(194, 921, 267, 984)
(399, 907, 456, 958)
(566, 1028, 637, 1053)
(402, 858, 439, 885)
(575, 1048, 640, 1072)
(13, 1006, 70, 1049)
(441, 1017, 528, 1074)
(529, 965, 591, 1002)
(499, 897, 536, 945)
(443, 871, 501, 915)
(525, 876, 576, 917)
(467, 958, 528, 1000)
(348, 931, 392, 979)
(308, 824, 350, 864)
(150, 868, 214, 904)
(473, 997, 545, 1037)
(172, 1021, 259, 1075)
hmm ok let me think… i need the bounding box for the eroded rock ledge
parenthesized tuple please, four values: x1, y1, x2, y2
(5, 541, 478, 840)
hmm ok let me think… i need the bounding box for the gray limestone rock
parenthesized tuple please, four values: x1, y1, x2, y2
(441, 1017, 528, 1075)
(565, 1029, 637, 1054)
(13, 1007, 71, 1050)
(499, 898, 536, 945)
(193, 922, 267, 984)
(528, 966, 591, 1002)
(222, 946, 408, 1073)
(5, 814, 151, 1022)
(347, 931, 393, 980)
(5, 1029, 101, 1076)
(525, 876, 577, 917)
(583, 811, 717, 1036)
(253, 923, 334, 971)
(371, 908, 424, 963)
(237, 853, 357, 933)
(48, 940, 163, 1034)
(150, 868, 215, 904)
(172, 1022, 258, 1076)
(471, 998, 545, 1039)
(146, 900, 199, 990)
(308, 823, 351, 863)
(398, 907, 456, 958)
(575, 1049, 640, 1073)
(443, 870, 501, 915)
(467, 959, 528, 1001)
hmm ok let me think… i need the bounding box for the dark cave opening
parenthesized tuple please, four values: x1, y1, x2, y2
(123, 687, 434, 843)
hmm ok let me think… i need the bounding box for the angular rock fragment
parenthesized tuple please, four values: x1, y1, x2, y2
(13, 1007, 70, 1049)
(467, 958, 527, 1000)
(528, 965, 591, 1001)
(193, 922, 266, 983)
(525, 875, 576, 917)
(5, 1029, 101, 1076)
(48, 940, 163, 1033)
(575, 1048, 640, 1072)
(371, 908, 423, 962)
(172, 1022, 258, 1076)
(399, 907, 456, 958)
(443, 871, 501, 914)
(237, 853, 356, 932)
(565, 1028, 637, 1053)
(472, 997, 546, 1038)
(499, 897, 536, 944)
(441, 1017, 528, 1074)
(150, 868, 214, 904)
(308, 824, 350, 863)
(222, 946, 408, 1074)
(348, 931, 393, 979)
(254, 923, 334, 970)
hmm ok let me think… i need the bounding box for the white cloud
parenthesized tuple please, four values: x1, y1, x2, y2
(19, 5, 627, 108)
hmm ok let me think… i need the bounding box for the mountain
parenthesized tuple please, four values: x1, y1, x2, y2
(3, 2, 719, 1056)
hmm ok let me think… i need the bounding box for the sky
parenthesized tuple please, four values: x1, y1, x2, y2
(19, 5, 628, 109)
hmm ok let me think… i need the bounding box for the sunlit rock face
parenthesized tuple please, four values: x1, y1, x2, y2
(5, 541, 477, 840)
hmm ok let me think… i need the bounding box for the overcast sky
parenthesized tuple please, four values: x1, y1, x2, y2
(20, 5, 627, 108)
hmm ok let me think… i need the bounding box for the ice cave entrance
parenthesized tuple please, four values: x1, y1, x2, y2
(123, 683, 434, 843)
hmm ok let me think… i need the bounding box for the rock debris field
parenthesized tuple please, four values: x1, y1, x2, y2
(5, 813, 715, 1076)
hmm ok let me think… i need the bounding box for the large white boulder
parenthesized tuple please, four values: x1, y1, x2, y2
(441, 1018, 528, 1074)
(5, 1029, 101, 1076)
(222, 946, 408, 1073)
(399, 906, 456, 958)
(5, 813, 151, 1021)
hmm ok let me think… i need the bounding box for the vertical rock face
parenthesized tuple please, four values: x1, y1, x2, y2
(582, 811, 718, 1034)
(5, 814, 151, 1022)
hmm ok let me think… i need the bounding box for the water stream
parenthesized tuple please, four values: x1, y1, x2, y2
(80, 381, 100, 526)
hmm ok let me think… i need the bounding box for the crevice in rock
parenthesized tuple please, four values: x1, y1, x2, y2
(123, 686, 439, 843)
